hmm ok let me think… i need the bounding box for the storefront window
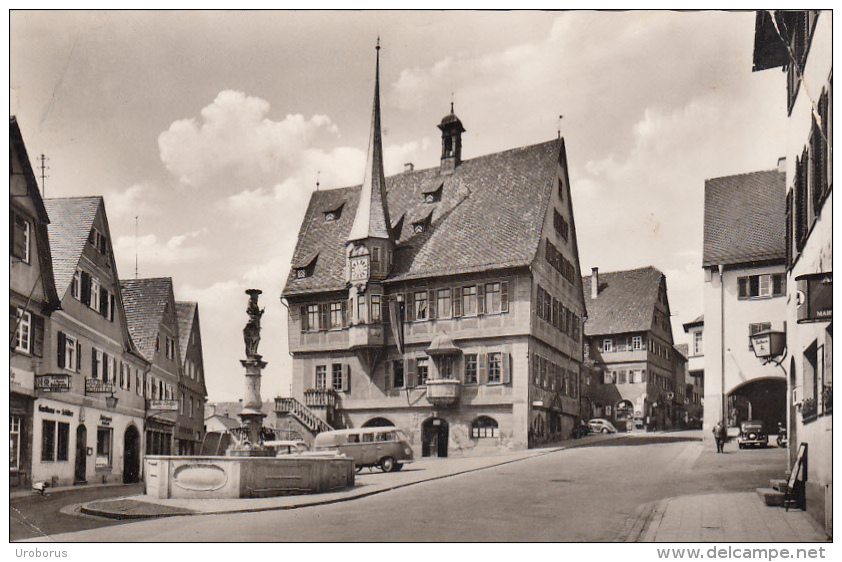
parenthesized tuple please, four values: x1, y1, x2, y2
(40, 420, 69, 462)
(96, 427, 112, 468)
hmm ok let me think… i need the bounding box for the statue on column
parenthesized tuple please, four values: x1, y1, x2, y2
(243, 289, 264, 358)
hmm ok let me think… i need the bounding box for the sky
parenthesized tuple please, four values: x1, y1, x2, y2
(9, 10, 788, 403)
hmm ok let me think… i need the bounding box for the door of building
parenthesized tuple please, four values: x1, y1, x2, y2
(123, 425, 141, 483)
(422, 418, 448, 458)
(74, 424, 87, 484)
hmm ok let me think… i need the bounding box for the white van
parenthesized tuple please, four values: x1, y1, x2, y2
(313, 427, 414, 472)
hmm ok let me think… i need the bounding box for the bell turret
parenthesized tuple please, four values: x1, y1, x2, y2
(438, 102, 465, 174)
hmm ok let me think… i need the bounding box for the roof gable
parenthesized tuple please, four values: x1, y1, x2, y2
(703, 169, 785, 268)
(43, 197, 103, 300)
(284, 139, 561, 296)
(120, 277, 176, 361)
(582, 266, 665, 335)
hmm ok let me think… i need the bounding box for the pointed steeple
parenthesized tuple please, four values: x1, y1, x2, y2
(348, 39, 392, 242)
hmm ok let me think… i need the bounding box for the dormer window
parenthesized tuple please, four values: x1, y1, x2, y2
(412, 212, 433, 235)
(292, 251, 319, 280)
(423, 181, 443, 203)
(323, 203, 344, 223)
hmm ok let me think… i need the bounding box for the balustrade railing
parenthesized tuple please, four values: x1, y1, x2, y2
(275, 396, 333, 434)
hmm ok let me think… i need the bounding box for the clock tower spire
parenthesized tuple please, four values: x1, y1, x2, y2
(346, 39, 395, 330)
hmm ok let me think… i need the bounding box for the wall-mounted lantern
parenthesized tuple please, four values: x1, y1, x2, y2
(750, 329, 787, 361)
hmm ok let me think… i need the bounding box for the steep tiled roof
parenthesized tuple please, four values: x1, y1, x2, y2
(703, 169, 785, 268)
(175, 301, 197, 364)
(120, 278, 174, 361)
(675, 343, 690, 360)
(43, 197, 102, 299)
(582, 266, 664, 336)
(283, 139, 560, 296)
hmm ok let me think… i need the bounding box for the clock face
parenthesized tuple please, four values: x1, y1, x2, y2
(350, 256, 369, 280)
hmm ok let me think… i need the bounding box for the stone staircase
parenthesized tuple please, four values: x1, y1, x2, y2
(274, 396, 334, 436)
(756, 476, 791, 507)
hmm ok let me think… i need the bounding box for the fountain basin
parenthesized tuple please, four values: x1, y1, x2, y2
(145, 454, 355, 499)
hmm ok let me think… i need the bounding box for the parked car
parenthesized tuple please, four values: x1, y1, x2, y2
(588, 418, 617, 434)
(738, 420, 768, 449)
(313, 427, 414, 472)
(264, 440, 311, 456)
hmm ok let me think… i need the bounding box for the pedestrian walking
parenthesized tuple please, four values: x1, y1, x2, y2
(713, 421, 727, 453)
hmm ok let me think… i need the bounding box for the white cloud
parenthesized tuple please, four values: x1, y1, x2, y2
(113, 231, 206, 266)
(103, 182, 159, 221)
(158, 90, 341, 191)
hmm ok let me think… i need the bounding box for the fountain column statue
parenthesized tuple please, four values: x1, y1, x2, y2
(232, 289, 271, 456)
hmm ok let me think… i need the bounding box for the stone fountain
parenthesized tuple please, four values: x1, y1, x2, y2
(144, 290, 354, 499)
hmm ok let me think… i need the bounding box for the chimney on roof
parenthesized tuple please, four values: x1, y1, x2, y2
(591, 267, 599, 300)
(777, 157, 786, 173)
(404, 163, 414, 173)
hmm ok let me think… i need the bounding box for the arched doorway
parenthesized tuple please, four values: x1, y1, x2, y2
(362, 417, 395, 428)
(728, 376, 787, 431)
(421, 417, 448, 458)
(74, 424, 87, 485)
(123, 425, 141, 483)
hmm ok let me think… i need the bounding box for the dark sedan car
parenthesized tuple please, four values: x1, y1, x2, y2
(738, 420, 768, 449)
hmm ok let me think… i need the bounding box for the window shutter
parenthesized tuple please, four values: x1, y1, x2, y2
(738, 277, 748, 298)
(32, 315, 45, 357)
(405, 293, 414, 322)
(428, 289, 436, 320)
(76, 341, 82, 372)
(453, 287, 462, 317)
(341, 299, 348, 327)
(100, 288, 108, 318)
(382, 299, 390, 324)
(81, 271, 91, 306)
(384, 361, 392, 390)
(477, 284, 485, 315)
(55, 331, 65, 367)
(109, 294, 116, 321)
(501, 282, 509, 313)
(478, 353, 488, 384)
(342, 364, 350, 392)
(405, 358, 416, 388)
(92, 349, 99, 379)
(502, 352, 511, 384)
(9, 306, 17, 348)
(104, 353, 111, 380)
(300, 305, 309, 331)
(319, 304, 329, 330)
(785, 191, 793, 268)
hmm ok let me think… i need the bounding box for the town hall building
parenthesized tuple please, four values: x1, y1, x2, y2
(280, 45, 587, 455)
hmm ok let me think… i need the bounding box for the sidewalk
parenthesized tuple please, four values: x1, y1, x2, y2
(616, 492, 829, 543)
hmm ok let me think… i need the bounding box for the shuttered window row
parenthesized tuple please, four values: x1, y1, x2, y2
(384, 352, 512, 389)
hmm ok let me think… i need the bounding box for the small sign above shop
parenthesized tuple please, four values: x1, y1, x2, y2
(796, 272, 832, 323)
(85, 378, 114, 394)
(148, 399, 180, 411)
(35, 374, 72, 392)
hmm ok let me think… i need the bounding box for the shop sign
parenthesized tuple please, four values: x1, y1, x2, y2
(10, 367, 35, 393)
(796, 272, 832, 323)
(100, 415, 112, 426)
(35, 374, 72, 392)
(148, 399, 179, 411)
(85, 378, 114, 394)
(38, 403, 74, 417)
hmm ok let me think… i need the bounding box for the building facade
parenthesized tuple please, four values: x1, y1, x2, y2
(753, 10, 832, 533)
(120, 278, 184, 457)
(582, 266, 684, 431)
(38, 197, 149, 486)
(702, 169, 788, 436)
(9, 117, 62, 490)
(681, 315, 705, 427)
(175, 301, 208, 455)
(280, 47, 587, 455)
